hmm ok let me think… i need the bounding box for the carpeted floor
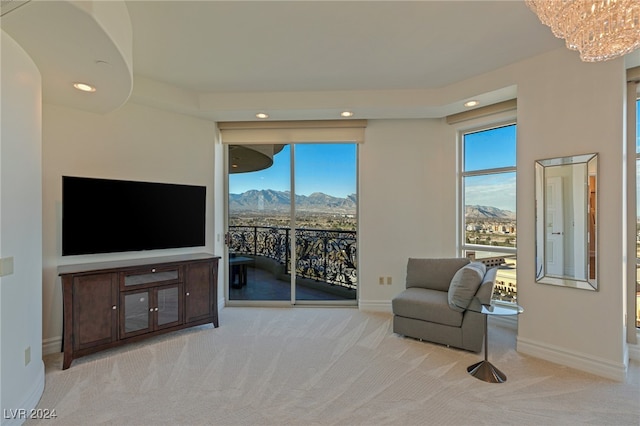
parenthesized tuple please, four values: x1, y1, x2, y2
(30, 308, 639, 425)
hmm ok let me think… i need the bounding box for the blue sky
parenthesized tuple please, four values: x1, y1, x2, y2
(464, 125, 517, 212)
(229, 144, 357, 198)
(464, 124, 516, 170)
(464, 173, 516, 212)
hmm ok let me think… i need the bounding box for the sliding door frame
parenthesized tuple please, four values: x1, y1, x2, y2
(223, 141, 359, 308)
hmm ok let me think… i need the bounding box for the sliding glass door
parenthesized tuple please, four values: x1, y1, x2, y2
(227, 144, 291, 302)
(293, 144, 357, 302)
(226, 143, 357, 304)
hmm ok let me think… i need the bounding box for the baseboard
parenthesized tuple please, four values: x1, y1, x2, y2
(517, 336, 628, 381)
(628, 342, 640, 362)
(1, 361, 44, 426)
(42, 336, 62, 356)
(358, 299, 391, 312)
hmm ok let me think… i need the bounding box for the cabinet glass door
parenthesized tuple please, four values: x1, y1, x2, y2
(123, 290, 150, 335)
(123, 268, 179, 287)
(157, 285, 180, 327)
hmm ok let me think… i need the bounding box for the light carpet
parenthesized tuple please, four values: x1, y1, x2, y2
(30, 308, 639, 425)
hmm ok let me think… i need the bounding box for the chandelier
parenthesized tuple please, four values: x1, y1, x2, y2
(525, 0, 640, 62)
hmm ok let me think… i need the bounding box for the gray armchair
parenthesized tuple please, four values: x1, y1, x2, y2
(391, 258, 497, 352)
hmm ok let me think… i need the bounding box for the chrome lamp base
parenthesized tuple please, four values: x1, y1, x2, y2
(467, 360, 507, 383)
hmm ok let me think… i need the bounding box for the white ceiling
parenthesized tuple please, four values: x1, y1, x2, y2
(5, 0, 632, 121)
(124, 0, 566, 120)
(126, 1, 561, 93)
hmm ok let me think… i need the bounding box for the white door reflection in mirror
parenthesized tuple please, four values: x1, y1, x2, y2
(545, 176, 563, 276)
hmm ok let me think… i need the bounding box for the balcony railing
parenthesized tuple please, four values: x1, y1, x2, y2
(228, 225, 357, 290)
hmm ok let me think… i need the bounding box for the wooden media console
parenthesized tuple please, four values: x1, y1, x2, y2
(59, 253, 219, 369)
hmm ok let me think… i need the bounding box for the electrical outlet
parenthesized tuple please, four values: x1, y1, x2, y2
(24, 346, 30, 366)
(378, 276, 384, 285)
(0, 256, 14, 277)
(386, 277, 392, 285)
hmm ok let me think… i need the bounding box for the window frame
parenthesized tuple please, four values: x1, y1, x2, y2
(458, 121, 517, 258)
(636, 151, 639, 329)
(635, 98, 639, 329)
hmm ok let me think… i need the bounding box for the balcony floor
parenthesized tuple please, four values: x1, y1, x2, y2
(228, 265, 356, 302)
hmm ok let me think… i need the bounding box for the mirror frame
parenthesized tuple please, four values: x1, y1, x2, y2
(535, 153, 598, 291)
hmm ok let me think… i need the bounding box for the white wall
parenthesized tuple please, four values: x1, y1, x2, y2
(41, 102, 217, 352)
(359, 119, 457, 309)
(1, 31, 44, 424)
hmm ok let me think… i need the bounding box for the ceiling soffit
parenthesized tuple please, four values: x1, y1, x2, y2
(1, 0, 133, 114)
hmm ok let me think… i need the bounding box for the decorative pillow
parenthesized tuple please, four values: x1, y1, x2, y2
(447, 262, 486, 312)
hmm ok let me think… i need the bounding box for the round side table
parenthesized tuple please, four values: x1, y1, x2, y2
(466, 302, 523, 383)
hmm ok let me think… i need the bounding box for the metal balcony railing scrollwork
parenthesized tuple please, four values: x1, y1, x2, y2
(228, 225, 357, 290)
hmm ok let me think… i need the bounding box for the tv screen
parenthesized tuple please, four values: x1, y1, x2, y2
(62, 176, 206, 256)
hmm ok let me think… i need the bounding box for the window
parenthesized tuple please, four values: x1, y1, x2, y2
(460, 123, 517, 303)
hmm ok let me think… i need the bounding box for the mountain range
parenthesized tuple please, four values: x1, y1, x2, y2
(229, 189, 357, 213)
(465, 204, 515, 219)
(229, 189, 515, 219)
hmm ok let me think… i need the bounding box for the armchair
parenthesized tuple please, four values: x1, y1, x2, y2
(391, 258, 497, 352)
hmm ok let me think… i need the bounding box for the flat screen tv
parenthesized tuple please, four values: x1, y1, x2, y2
(62, 176, 206, 256)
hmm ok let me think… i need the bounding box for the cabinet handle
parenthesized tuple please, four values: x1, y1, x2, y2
(154, 307, 159, 311)
(149, 308, 154, 312)
(186, 292, 190, 296)
(151, 268, 156, 273)
(112, 305, 117, 310)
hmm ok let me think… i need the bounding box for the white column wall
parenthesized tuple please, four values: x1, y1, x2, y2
(213, 127, 226, 310)
(0, 31, 44, 424)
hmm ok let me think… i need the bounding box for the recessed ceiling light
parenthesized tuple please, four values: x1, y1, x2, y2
(340, 111, 354, 117)
(464, 100, 479, 108)
(256, 112, 269, 119)
(73, 82, 96, 92)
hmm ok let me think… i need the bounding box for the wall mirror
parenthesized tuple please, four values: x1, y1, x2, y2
(535, 153, 598, 291)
